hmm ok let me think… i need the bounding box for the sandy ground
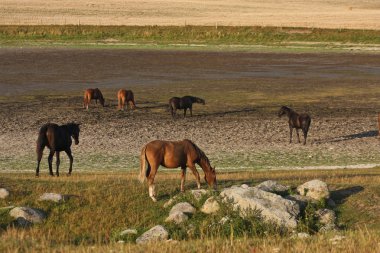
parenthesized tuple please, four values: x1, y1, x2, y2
(0, 48, 379, 173)
(1, 0, 380, 29)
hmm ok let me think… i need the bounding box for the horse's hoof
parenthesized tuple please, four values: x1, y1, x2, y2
(151, 197, 157, 202)
(35, 174, 39, 178)
(67, 173, 71, 177)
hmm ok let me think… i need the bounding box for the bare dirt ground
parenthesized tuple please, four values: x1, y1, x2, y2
(1, 0, 380, 29)
(0, 48, 379, 172)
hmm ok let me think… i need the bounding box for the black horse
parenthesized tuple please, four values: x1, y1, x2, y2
(278, 106, 311, 145)
(169, 96, 205, 117)
(36, 123, 80, 177)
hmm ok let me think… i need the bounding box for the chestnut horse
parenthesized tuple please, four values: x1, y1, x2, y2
(117, 89, 136, 110)
(139, 139, 216, 202)
(169, 96, 205, 117)
(36, 123, 80, 177)
(278, 106, 311, 145)
(83, 88, 105, 109)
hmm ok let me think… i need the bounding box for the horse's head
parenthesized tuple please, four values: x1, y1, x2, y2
(70, 123, 81, 145)
(278, 106, 288, 117)
(197, 98, 206, 105)
(204, 166, 217, 190)
(100, 97, 105, 107)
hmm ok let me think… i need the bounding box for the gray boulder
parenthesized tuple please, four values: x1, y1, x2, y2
(297, 180, 330, 200)
(136, 225, 169, 244)
(316, 208, 336, 225)
(0, 188, 10, 199)
(190, 189, 208, 201)
(285, 194, 315, 211)
(220, 185, 300, 229)
(120, 229, 138, 236)
(201, 197, 220, 214)
(169, 202, 196, 215)
(9, 207, 47, 227)
(165, 211, 188, 224)
(256, 180, 289, 194)
(39, 193, 64, 203)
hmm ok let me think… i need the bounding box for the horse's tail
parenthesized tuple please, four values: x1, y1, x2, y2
(139, 145, 150, 183)
(36, 125, 48, 154)
(305, 116, 311, 132)
(168, 99, 175, 115)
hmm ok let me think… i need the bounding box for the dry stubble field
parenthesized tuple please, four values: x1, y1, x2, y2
(1, 0, 380, 29)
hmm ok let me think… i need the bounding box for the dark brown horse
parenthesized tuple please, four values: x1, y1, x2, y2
(83, 88, 105, 109)
(139, 139, 216, 202)
(117, 89, 136, 110)
(36, 123, 80, 177)
(278, 106, 311, 145)
(169, 96, 205, 117)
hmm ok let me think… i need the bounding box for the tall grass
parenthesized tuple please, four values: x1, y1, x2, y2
(1, 25, 380, 45)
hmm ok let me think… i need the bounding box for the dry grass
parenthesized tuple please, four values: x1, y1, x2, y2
(1, 0, 380, 29)
(1, 169, 380, 252)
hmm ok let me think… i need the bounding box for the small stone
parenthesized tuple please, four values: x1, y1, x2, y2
(39, 193, 64, 203)
(9, 207, 47, 226)
(166, 239, 179, 244)
(0, 188, 10, 199)
(169, 202, 196, 215)
(219, 216, 230, 225)
(191, 189, 208, 200)
(165, 211, 189, 224)
(316, 208, 336, 225)
(241, 184, 249, 189)
(201, 197, 220, 214)
(292, 232, 311, 239)
(329, 235, 345, 244)
(319, 223, 338, 233)
(120, 229, 138, 236)
(117, 240, 125, 244)
(136, 225, 169, 244)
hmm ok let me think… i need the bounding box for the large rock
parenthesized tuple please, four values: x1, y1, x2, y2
(120, 229, 138, 236)
(0, 188, 10, 199)
(285, 194, 315, 211)
(201, 197, 220, 214)
(256, 180, 289, 195)
(220, 185, 300, 229)
(169, 202, 196, 215)
(297, 180, 330, 200)
(136, 225, 169, 244)
(9, 207, 47, 226)
(39, 193, 64, 203)
(165, 211, 189, 224)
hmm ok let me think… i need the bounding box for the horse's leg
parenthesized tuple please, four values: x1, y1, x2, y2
(189, 106, 193, 117)
(289, 126, 293, 143)
(296, 129, 301, 143)
(189, 165, 201, 189)
(36, 145, 45, 177)
(303, 129, 308, 145)
(65, 149, 74, 176)
(181, 167, 186, 192)
(184, 108, 187, 117)
(48, 151, 54, 176)
(55, 151, 60, 177)
(147, 164, 158, 202)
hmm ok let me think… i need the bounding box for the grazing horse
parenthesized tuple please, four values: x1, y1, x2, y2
(35, 123, 80, 177)
(169, 96, 205, 117)
(83, 88, 105, 109)
(278, 106, 311, 145)
(139, 139, 216, 202)
(117, 89, 136, 110)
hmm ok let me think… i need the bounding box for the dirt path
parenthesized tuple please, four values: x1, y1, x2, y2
(0, 48, 379, 172)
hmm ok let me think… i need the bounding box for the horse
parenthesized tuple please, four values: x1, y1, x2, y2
(169, 96, 205, 117)
(138, 139, 216, 202)
(35, 123, 80, 177)
(117, 89, 136, 110)
(278, 106, 311, 145)
(83, 88, 105, 109)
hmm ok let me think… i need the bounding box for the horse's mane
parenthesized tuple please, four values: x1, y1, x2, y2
(184, 139, 211, 166)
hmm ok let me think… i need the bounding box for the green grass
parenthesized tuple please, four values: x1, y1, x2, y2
(1, 25, 380, 51)
(1, 169, 380, 252)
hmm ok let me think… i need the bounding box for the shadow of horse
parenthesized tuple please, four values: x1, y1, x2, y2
(330, 186, 364, 204)
(315, 130, 378, 144)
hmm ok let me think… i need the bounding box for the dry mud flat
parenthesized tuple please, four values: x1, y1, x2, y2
(0, 48, 379, 172)
(1, 0, 380, 29)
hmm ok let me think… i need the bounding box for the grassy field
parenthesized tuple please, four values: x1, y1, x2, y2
(1, 169, 380, 252)
(1, 25, 380, 52)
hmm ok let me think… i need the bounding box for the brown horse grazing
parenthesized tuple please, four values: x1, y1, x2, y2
(169, 96, 205, 117)
(139, 139, 216, 202)
(117, 89, 136, 110)
(278, 106, 311, 145)
(36, 123, 80, 177)
(83, 88, 105, 109)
